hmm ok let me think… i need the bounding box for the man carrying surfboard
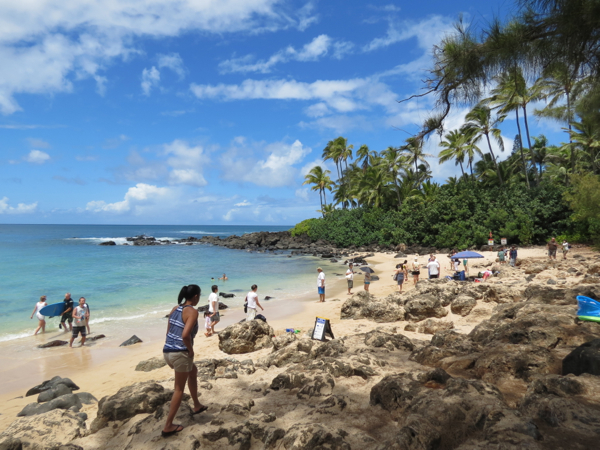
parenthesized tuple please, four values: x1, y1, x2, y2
(60, 293, 74, 333)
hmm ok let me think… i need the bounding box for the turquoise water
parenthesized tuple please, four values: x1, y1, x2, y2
(0, 224, 338, 342)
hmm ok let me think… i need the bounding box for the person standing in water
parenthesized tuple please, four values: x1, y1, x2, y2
(162, 285, 208, 438)
(207, 285, 220, 335)
(69, 297, 89, 347)
(346, 263, 355, 295)
(363, 270, 372, 292)
(60, 293, 74, 332)
(30, 295, 47, 335)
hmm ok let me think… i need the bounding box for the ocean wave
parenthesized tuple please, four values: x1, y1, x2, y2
(89, 312, 158, 324)
(67, 237, 129, 245)
(0, 330, 32, 343)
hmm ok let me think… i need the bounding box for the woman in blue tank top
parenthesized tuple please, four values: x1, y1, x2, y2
(162, 284, 207, 437)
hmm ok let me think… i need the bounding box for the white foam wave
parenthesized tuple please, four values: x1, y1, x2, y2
(0, 331, 32, 343)
(67, 237, 129, 245)
(89, 313, 154, 324)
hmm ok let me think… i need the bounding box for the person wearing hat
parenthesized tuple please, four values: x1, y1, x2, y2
(317, 267, 325, 302)
(411, 256, 421, 285)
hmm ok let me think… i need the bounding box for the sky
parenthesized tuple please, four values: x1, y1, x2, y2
(0, 0, 566, 225)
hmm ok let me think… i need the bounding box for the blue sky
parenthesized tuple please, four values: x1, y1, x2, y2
(0, 0, 564, 225)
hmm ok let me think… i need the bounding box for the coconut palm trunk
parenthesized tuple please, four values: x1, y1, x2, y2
(522, 106, 540, 185)
(514, 109, 531, 189)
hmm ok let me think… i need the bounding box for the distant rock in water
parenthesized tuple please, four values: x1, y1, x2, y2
(219, 292, 235, 298)
(38, 340, 68, 349)
(119, 335, 142, 347)
(264, 296, 274, 300)
(197, 302, 228, 313)
(99, 241, 116, 246)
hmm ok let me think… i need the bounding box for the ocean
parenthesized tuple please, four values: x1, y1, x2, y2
(0, 224, 340, 344)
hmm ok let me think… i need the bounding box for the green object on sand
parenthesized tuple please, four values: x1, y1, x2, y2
(577, 315, 600, 323)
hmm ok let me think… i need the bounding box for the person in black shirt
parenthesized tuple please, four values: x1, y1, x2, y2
(60, 293, 74, 332)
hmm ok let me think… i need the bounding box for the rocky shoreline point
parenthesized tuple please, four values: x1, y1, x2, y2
(2, 254, 600, 449)
(101, 231, 488, 258)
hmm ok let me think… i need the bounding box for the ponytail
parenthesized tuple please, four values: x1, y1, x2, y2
(177, 284, 201, 304)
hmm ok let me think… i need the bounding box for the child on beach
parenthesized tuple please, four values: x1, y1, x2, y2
(204, 311, 212, 337)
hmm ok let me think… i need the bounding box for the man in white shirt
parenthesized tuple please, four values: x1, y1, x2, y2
(246, 284, 264, 321)
(317, 267, 325, 302)
(208, 285, 220, 334)
(346, 263, 354, 295)
(427, 257, 441, 279)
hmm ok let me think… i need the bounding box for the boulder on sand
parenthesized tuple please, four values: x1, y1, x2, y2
(26, 376, 80, 397)
(340, 291, 405, 323)
(18, 394, 83, 417)
(562, 338, 600, 376)
(218, 320, 274, 354)
(134, 356, 167, 372)
(37, 340, 68, 349)
(90, 381, 173, 433)
(119, 335, 142, 347)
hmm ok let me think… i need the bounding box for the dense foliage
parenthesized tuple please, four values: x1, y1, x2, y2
(291, 181, 570, 248)
(295, 0, 600, 248)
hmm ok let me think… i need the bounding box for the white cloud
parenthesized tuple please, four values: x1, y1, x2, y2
(220, 139, 312, 187)
(223, 208, 239, 221)
(158, 53, 186, 79)
(190, 77, 398, 115)
(295, 188, 309, 201)
(141, 66, 160, 96)
(0, 0, 315, 114)
(86, 183, 174, 214)
(25, 149, 50, 164)
(162, 140, 209, 187)
(363, 15, 453, 53)
(235, 200, 252, 206)
(0, 196, 37, 214)
(218, 34, 352, 74)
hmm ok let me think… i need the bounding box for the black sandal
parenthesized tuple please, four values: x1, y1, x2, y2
(192, 405, 208, 415)
(161, 424, 184, 437)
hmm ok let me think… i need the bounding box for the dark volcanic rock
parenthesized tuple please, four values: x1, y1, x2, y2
(218, 320, 274, 354)
(18, 394, 83, 417)
(37, 383, 72, 403)
(562, 338, 600, 376)
(86, 334, 106, 341)
(134, 356, 167, 372)
(219, 292, 235, 298)
(99, 241, 116, 246)
(90, 382, 173, 432)
(119, 335, 142, 347)
(197, 301, 228, 313)
(25, 376, 79, 397)
(37, 340, 68, 348)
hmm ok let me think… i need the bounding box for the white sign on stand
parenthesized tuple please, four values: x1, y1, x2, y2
(311, 316, 334, 341)
(501, 238, 507, 245)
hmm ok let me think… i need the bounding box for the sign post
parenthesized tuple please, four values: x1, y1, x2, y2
(311, 316, 334, 341)
(501, 238, 507, 246)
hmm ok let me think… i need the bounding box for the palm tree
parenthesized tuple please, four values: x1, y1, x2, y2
(438, 130, 468, 178)
(487, 68, 532, 187)
(569, 120, 600, 174)
(401, 137, 432, 178)
(463, 104, 506, 185)
(381, 146, 407, 209)
(356, 145, 378, 172)
(302, 166, 333, 217)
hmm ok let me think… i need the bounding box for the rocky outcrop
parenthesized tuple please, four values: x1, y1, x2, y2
(195, 358, 256, 380)
(562, 338, 600, 376)
(416, 318, 454, 335)
(198, 301, 229, 312)
(218, 320, 274, 354)
(90, 382, 173, 433)
(0, 410, 87, 450)
(469, 303, 598, 349)
(404, 295, 448, 321)
(363, 330, 414, 351)
(134, 356, 167, 372)
(340, 291, 405, 322)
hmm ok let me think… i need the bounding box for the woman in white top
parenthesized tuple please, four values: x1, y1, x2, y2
(245, 284, 264, 321)
(30, 295, 47, 335)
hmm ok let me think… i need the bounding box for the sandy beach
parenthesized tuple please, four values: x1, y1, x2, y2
(1, 245, 584, 433)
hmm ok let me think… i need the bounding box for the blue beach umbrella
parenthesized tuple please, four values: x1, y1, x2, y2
(450, 251, 484, 259)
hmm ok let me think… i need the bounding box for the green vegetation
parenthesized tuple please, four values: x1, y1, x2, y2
(294, 0, 600, 248)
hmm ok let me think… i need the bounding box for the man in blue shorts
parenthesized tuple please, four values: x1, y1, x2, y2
(317, 267, 325, 302)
